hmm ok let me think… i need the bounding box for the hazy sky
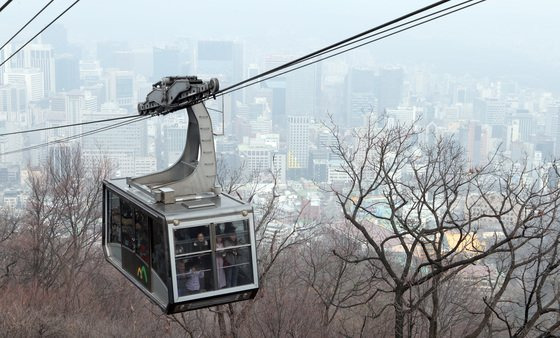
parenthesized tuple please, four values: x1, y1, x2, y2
(1, 0, 559, 91)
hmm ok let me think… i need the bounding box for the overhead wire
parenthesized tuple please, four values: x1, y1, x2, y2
(0, 0, 485, 155)
(0, 0, 55, 52)
(0, 115, 152, 157)
(0, 0, 80, 68)
(215, 0, 485, 98)
(216, 0, 453, 95)
(0, 115, 142, 137)
(0, 0, 13, 14)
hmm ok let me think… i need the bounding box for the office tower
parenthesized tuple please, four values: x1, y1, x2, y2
(4, 69, 44, 101)
(197, 40, 243, 83)
(113, 50, 135, 71)
(0, 85, 27, 118)
(65, 90, 98, 134)
(0, 47, 10, 86)
(238, 144, 274, 176)
(376, 67, 403, 113)
(287, 115, 310, 179)
(153, 47, 181, 80)
(285, 63, 320, 118)
(386, 107, 416, 125)
(80, 60, 103, 86)
(550, 105, 560, 157)
(10, 44, 56, 94)
(345, 68, 376, 128)
(197, 40, 243, 127)
(163, 124, 187, 167)
(484, 98, 507, 126)
(81, 109, 148, 173)
(97, 41, 128, 69)
(55, 54, 80, 92)
(105, 70, 136, 112)
(511, 109, 533, 142)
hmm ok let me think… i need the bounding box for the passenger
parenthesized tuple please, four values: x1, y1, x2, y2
(216, 236, 227, 288)
(217, 222, 236, 238)
(224, 233, 239, 287)
(185, 262, 204, 295)
(176, 261, 188, 296)
(191, 232, 212, 291)
(192, 232, 209, 252)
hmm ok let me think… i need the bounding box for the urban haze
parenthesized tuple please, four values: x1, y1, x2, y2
(0, 0, 559, 336)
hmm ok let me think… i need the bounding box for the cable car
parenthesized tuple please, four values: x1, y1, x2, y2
(102, 77, 259, 313)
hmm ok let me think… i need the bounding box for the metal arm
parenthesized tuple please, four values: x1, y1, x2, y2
(128, 77, 221, 204)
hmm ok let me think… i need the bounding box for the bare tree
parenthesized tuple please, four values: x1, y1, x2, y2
(325, 115, 560, 338)
(0, 207, 19, 287)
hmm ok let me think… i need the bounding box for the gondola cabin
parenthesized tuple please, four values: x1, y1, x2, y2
(102, 179, 259, 313)
(101, 77, 258, 313)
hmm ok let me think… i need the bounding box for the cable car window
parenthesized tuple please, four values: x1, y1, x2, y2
(108, 192, 121, 243)
(121, 200, 134, 250)
(174, 225, 215, 296)
(215, 220, 254, 288)
(151, 217, 168, 285)
(134, 209, 150, 265)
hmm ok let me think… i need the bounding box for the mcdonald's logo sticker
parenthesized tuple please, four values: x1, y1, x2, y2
(137, 265, 148, 283)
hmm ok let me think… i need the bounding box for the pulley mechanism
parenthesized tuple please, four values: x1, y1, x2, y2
(129, 76, 221, 204)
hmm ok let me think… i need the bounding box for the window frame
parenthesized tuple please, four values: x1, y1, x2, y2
(169, 214, 258, 302)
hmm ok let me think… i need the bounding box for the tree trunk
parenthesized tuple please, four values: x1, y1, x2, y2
(395, 287, 405, 338)
(429, 275, 439, 338)
(217, 307, 228, 338)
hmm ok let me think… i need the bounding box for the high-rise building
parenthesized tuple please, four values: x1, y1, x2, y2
(97, 41, 128, 69)
(7, 43, 56, 94)
(163, 124, 187, 167)
(345, 68, 376, 127)
(4, 69, 44, 101)
(0, 85, 27, 118)
(153, 47, 181, 80)
(55, 54, 80, 92)
(287, 115, 310, 179)
(376, 67, 404, 113)
(484, 98, 507, 126)
(511, 109, 534, 142)
(105, 70, 136, 112)
(80, 60, 103, 86)
(285, 64, 320, 118)
(82, 109, 147, 159)
(197, 40, 243, 127)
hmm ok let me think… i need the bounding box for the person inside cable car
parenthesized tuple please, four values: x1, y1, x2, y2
(185, 261, 204, 295)
(191, 232, 213, 291)
(191, 232, 209, 252)
(176, 260, 188, 296)
(217, 222, 236, 239)
(215, 236, 226, 289)
(224, 233, 239, 287)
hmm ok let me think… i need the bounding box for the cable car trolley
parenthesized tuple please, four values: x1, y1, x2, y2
(102, 76, 258, 314)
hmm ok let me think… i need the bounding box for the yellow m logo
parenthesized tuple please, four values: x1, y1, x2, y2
(137, 265, 148, 283)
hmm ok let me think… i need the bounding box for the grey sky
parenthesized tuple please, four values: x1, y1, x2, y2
(1, 0, 559, 91)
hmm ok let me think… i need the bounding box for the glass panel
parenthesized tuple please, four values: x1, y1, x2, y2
(108, 192, 121, 243)
(120, 200, 134, 250)
(216, 220, 250, 247)
(174, 226, 211, 255)
(151, 217, 168, 285)
(176, 254, 214, 296)
(236, 245, 254, 285)
(174, 225, 215, 295)
(134, 209, 150, 265)
(215, 220, 253, 288)
(218, 247, 253, 288)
